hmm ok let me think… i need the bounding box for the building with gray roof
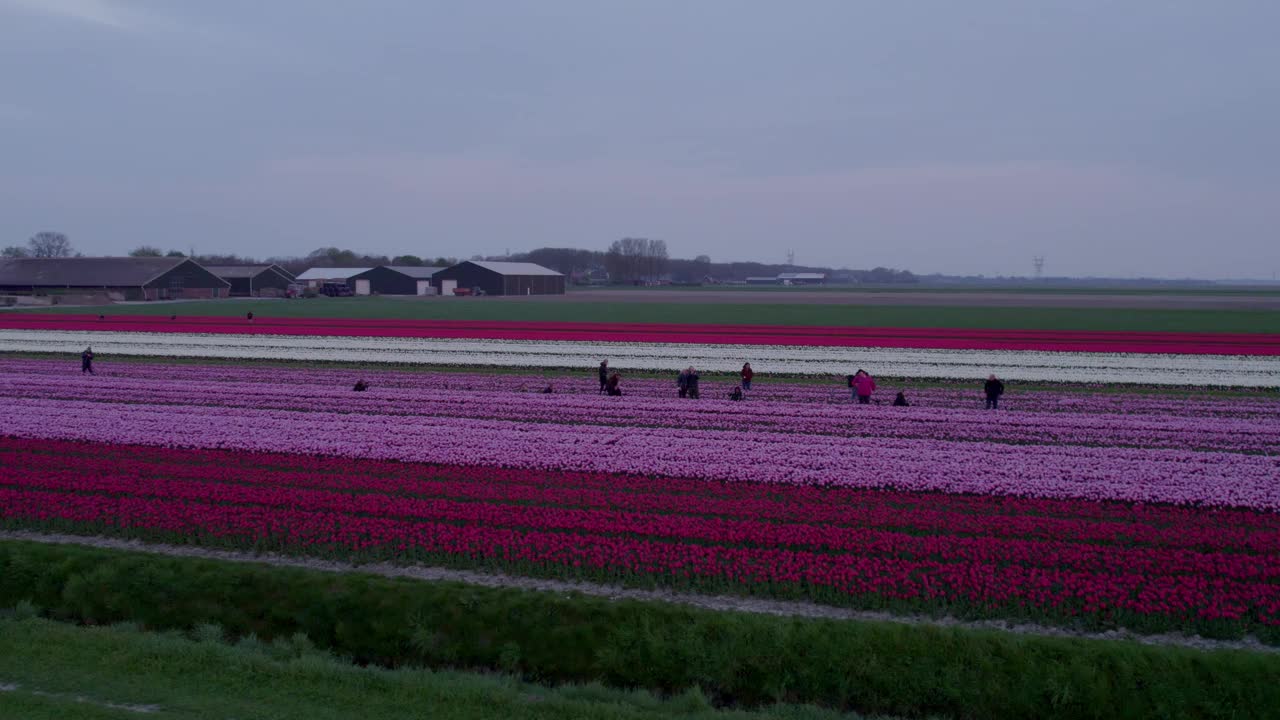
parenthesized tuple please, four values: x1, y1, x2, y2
(0, 257, 231, 300)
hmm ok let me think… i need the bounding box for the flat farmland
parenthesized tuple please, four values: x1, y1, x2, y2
(21, 292, 1280, 333)
(2, 302, 1278, 719)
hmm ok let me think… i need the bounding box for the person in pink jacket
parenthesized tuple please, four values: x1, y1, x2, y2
(852, 369, 876, 404)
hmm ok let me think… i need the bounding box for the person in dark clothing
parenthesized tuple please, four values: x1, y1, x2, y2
(170, 314, 177, 320)
(729, 386, 744, 401)
(247, 311, 255, 322)
(353, 380, 369, 392)
(98, 314, 105, 320)
(80, 347, 94, 375)
(677, 368, 689, 398)
(606, 372, 622, 396)
(893, 391, 910, 407)
(741, 363, 754, 391)
(984, 374, 1005, 410)
(686, 367, 700, 399)
(542, 384, 554, 394)
(598, 360, 609, 394)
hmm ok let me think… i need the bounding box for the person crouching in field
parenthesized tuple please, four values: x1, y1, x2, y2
(729, 386, 744, 401)
(606, 372, 623, 396)
(353, 379, 369, 392)
(984, 374, 1005, 410)
(598, 360, 609, 394)
(80, 347, 95, 375)
(893, 391, 910, 407)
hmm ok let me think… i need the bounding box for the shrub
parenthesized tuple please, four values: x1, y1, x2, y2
(0, 540, 1277, 720)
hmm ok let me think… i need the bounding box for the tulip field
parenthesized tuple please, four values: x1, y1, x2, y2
(2, 314, 1280, 385)
(2, 311, 1279, 646)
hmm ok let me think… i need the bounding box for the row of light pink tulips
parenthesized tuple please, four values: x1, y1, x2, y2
(5, 372, 1277, 454)
(5, 358, 1277, 418)
(6, 394, 1278, 509)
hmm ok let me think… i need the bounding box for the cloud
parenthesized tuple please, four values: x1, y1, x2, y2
(1, 0, 146, 30)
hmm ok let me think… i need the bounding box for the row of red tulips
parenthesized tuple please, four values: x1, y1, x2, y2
(9, 438, 1278, 550)
(3, 437, 1277, 637)
(7, 467, 1278, 583)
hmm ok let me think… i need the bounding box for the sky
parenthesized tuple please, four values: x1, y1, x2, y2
(1, 1, 1278, 279)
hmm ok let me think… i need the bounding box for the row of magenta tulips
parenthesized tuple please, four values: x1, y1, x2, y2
(4, 437, 1277, 641)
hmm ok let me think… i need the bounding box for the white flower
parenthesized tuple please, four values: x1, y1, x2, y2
(1, 329, 1277, 387)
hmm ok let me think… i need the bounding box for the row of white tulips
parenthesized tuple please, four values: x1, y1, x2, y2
(1, 329, 1277, 387)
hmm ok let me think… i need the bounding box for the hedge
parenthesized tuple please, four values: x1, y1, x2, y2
(2, 540, 1277, 719)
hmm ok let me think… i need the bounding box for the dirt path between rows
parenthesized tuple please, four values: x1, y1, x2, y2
(4, 530, 1275, 656)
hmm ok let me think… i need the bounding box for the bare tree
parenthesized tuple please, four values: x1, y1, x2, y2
(605, 237, 668, 283)
(129, 245, 164, 257)
(27, 231, 74, 258)
(2, 245, 30, 258)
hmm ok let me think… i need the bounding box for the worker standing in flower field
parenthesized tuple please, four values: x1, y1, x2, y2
(984, 374, 1005, 410)
(80, 347, 95, 375)
(741, 362, 754, 392)
(852, 369, 876, 404)
(686, 367, 700, 399)
(598, 360, 609, 394)
(677, 368, 689, 398)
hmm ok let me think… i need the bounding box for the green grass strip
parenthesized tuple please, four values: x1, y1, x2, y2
(0, 615, 902, 720)
(25, 297, 1280, 333)
(1, 540, 1277, 719)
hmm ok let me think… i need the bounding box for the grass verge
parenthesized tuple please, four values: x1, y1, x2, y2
(1, 540, 1277, 720)
(0, 615, 901, 720)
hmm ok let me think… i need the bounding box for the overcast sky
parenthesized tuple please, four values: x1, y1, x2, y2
(1, 1, 1277, 278)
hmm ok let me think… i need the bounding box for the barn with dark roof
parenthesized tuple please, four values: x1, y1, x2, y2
(348, 266, 445, 295)
(431, 261, 565, 296)
(0, 257, 231, 300)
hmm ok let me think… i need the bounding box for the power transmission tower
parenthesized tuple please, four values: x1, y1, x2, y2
(1033, 256, 1045, 279)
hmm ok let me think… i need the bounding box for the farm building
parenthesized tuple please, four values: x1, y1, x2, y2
(432, 261, 565, 296)
(348, 266, 445, 295)
(204, 264, 296, 297)
(294, 268, 373, 293)
(0, 257, 230, 300)
(777, 272, 826, 285)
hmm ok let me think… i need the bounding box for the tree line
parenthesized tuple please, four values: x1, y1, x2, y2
(3, 231, 916, 284)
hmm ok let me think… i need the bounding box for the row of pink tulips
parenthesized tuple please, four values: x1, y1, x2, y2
(6, 394, 1278, 508)
(6, 372, 1276, 453)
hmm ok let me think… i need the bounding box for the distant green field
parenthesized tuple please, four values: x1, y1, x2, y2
(27, 297, 1280, 333)
(585, 284, 1280, 296)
